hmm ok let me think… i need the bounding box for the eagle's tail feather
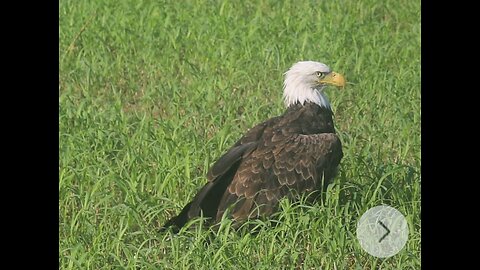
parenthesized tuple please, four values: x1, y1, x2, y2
(160, 202, 193, 233)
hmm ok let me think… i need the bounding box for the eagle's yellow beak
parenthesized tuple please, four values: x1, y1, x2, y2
(319, 72, 345, 88)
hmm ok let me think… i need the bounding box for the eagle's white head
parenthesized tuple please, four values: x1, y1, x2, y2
(283, 61, 345, 109)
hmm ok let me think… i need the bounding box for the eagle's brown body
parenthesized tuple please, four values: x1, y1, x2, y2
(161, 102, 343, 232)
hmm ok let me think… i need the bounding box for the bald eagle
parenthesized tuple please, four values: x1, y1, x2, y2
(161, 61, 345, 232)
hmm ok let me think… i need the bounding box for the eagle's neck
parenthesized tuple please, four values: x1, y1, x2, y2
(283, 83, 331, 110)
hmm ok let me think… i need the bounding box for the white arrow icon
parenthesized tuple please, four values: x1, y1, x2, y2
(357, 205, 409, 258)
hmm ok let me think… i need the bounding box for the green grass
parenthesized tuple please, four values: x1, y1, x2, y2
(59, 0, 421, 268)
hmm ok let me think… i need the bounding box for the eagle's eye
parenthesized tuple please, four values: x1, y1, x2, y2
(315, 71, 325, 78)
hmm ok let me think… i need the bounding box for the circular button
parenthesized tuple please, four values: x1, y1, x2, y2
(356, 205, 409, 258)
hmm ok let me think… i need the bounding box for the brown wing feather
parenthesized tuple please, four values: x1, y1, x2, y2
(161, 117, 280, 231)
(161, 104, 342, 232)
(216, 133, 342, 222)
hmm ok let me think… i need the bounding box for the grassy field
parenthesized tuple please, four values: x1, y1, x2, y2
(59, 0, 421, 269)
